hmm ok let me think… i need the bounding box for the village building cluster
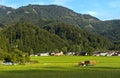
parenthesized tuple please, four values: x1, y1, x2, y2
(31, 51, 120, 56)
(93, 51, 120, 56)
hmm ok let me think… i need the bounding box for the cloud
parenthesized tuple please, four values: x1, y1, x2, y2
(87, 11, 119, 20)
(85, 11, 110, 20)
(87, 11, 97, 16)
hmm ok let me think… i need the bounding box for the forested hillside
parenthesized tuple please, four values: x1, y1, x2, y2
(91, 20, 120, 41)
(0, 22, 112, 55)
(43, 22, 112, 51)
(91, 20, 120, 50)
(0, 4, 119, 53)
(2, 22, 69, 54)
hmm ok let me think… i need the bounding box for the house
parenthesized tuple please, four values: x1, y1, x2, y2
(76, 51, 88, 56)
(50, 52, 55, 56)
(40, 53, 49, 56)
(34, 52, 49, 56)
(66, 52, 75, 56)
(93, 51, 120, 56)
(106, 52, 115, 56)
(99, 52, 107, 56)
(54, 51, 63, 56)
(93, 51, 107, 56)
(34, 55, 38, 56)
(2, 62, 13, 65)
(93, 54, 100, 56)
(118, 54, 120, 56)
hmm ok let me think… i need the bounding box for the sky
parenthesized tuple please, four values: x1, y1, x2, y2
(0, 0, 120, 20)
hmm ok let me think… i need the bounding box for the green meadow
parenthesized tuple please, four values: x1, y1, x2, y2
(0, 56, 120, 78)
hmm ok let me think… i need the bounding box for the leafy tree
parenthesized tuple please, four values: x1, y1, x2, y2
(0, 51, 6, 60)
(85, 47, 94, 56)
(3, 48, 30, 64)
(4, 53, 12, 62)
(54, 49, 59, 52)
(62, 47, 68, 54)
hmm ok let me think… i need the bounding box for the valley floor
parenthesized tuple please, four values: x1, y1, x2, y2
(0, 56, 120, 78)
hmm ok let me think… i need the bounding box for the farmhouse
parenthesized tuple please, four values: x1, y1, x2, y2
(51, 51, 64, 56)
(93, 51, 120, 56)
(40, 53, 49, 56)
(99, 52, 107, 56)
(66, 52, 75, 56)
(35, 53, 49, 56)
(2, 62, 13, 65)
(2, 61, 17, 65)
(54, 51, 63, 56)
(76, 51, 88, 56)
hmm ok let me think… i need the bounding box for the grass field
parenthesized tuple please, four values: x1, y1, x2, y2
(0, 56, 120, 78)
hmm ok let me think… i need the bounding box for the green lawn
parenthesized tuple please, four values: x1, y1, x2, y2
(0, 56, 120, 78)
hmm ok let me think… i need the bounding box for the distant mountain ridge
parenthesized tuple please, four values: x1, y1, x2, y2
(0, 4, 100, 26)
(0, 5, 14, 17)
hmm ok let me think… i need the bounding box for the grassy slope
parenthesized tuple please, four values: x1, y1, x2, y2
(0, 56, 120, 78)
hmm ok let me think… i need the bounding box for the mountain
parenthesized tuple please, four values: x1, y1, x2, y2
(91, 20, 120, 50)
(0, 5, 14, 22)
(0, 4, 119, 50)
(91, 20, 120, 41)
(0, 4, 99, 26)
(0, 5, 14, 15)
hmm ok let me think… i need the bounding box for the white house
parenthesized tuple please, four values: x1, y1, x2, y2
(40, 53, 49, 56)
(100, 52, 107, 56)
(54, 51, 64, 56)
(66, 52, 75, 56)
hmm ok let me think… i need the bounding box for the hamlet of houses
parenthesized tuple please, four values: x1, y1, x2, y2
(93, 51, 120, 56)
(31, 51, 120, 56)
